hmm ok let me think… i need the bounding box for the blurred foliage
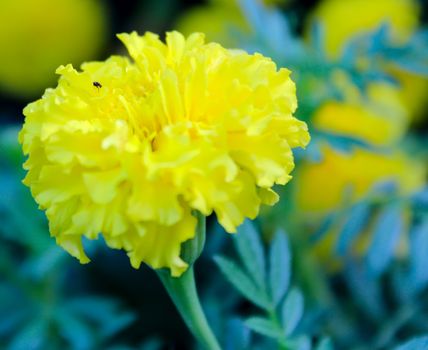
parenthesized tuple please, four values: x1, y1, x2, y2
(215, 221, 332, 350)
(0, 128, 138, 350)
(1, 0, 428, 349)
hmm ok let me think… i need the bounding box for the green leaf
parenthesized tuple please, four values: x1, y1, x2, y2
(310, 212, 337, 243)
(411, 186, 428, 209)
(409, 219, 428, 292)
(245, 316, 282, 339)
(281, 288, 304, 336)
(269, 229, 290, 306)
(64, 296, 136, 339)
(395, 336, 428, 350)
(289, 335, 311, 350)
(336, 202, 371, 256)
(293, 335, 312, 350)
(316, 338, 334, 350)
(214, 256, 270, 309)
(138, 337, 164, 350)
(234, 220, 266, 290)
(0, 308, 28, 337)
(180, 211, 206, 266)
(225, 318, 251, 350)
(56, 311, 94, 350)
(100, 311, 136, 339)
(8, 320, 48, 350)
(366, 204, 403, 276)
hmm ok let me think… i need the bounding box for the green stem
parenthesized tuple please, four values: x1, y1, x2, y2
(267, 308, 288, 350)
(157, 212, 221, 350)
(157, 267, 221, 350)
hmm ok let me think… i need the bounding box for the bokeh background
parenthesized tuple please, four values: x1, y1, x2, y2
(1, 0, 427, 349)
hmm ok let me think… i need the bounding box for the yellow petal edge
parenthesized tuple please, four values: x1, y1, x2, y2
(19, 31, 309, 276)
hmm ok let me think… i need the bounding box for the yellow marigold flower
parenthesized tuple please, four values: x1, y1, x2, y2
(19, 31, 309, 276)
(307, 0, 420, 57)
(296, 145, 425, 213)
(0, 0, 107, 98)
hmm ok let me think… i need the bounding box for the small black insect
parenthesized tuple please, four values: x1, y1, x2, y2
(93, 81, 102, 89)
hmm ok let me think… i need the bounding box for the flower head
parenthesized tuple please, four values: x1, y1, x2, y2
(20, 31, 309, 276)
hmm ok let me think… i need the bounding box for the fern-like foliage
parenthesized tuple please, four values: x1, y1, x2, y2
(215, 220, 332, 350)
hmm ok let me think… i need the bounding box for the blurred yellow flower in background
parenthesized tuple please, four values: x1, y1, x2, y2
(392, 69, 428, 123)
(176, 2, 249, 47)
(0, 0, 107, 98)
(299, 69, 413, 212)
(295, 68, 424, 267)
(308, 0, 428, 121)
(296, 146, 425, 214)
(314, 82, 408, 146)
(297, 144, 425, 270)
(308, 0, 420, 58)
(176, 0, 286, 47)
(19, 31, 309, 276)
(298, 0, 427, 268)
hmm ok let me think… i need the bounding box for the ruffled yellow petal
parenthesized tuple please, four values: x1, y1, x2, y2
(126, 209, 197, 277)
(20, 31, 308, 275)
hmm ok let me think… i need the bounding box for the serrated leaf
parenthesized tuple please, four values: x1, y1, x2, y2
(409, 220, 428, 291)
(65, 296, 120, 322)
(100, 311, 136, 338)
(23, 246, 65, 281)
(316, 338, 334, 350)
(245, 316, 282, 339)
(269, 229, 291, 306)
(8, 320, 47, 350)
(0, 308, 29, 337)
(367, 22, 390, 56)
(225, 318, 251, 350)
(344, 262, 385, 319)
(335, 202, 371, 256)
(281, 288, 304, 336)
(310, 21, 325, 57)
(371, 180, 398, 196)
(56, 311, 94, 350)
(214, 256, 270, 309)
(64, 296, 135, 339)
(238, 0, 264, 37)
(234, 220, 266, 290)
(138, 337, 164, 350)
(411, 187, 428, 209)
(395, 336, 428, 350)
(366, 204, 403, 276)
(316, 130, 374, 154)
(310, 212, 337, 243)
(294, 335, 312, 350)
(305, 142, 323, 163)
(392, 57, 428, 76)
